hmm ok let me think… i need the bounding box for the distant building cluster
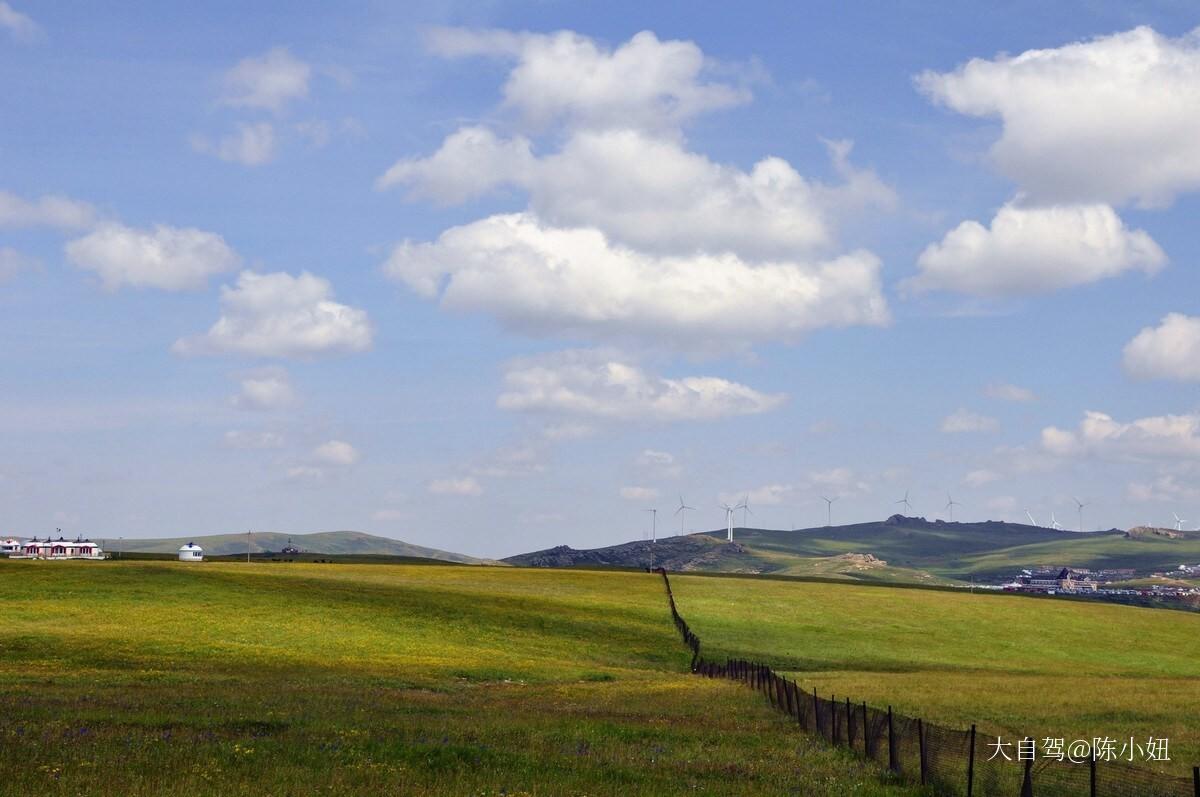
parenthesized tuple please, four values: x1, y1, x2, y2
(1, 535, 205, 562)
(1003, 565, 1199, 600)
(1, 535, 106, 560)
(1012, 568, 1099, 593)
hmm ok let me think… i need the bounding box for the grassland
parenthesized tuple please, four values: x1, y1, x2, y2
(0, 560, 922, 797)
(669, 572, 1200, 775)
(113, 529, 485, 562)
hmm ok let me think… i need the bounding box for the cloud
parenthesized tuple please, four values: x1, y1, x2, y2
(620, 486, 659, 501)
(807, 467, 870, 495)
(372, 508, 408, 521)
(223, 430, 285, 449)
(425, 28, 751, 132)
(193, 122, 276, 166)
(985, 382, 1035, 402)
(637, 449, 681, 478)
(174, 271, 372, 358)
(428, 476, 483, 496)
(0, 190, 96, 229)
(382, 29, 891, 352)
(313, 440, 359, 466)
(286, 465, 325, 481)
(964, 469, 1001, 487)
(721, 483, 796, 507)
(0, 2, 38, 43)
(541, 422, 596, 441)
(907, 203, 1164, 297)
(1041, 410, 1200, 460)
(1122, 313, 1200, 382)
(1126, 472, 1200, 503)
(497, 350, 785, 422)
(0, 246, 35, 282)
(917, 26, 1200, 207)
(65, 222, 240, 291)
(384, 213, 887, 352)
(376, 126, 536, 203)
(941, 409, 999, 434)
(222, 47, 311, 112)
(231, 367, 295, 410)
(383, 129, 892, 260)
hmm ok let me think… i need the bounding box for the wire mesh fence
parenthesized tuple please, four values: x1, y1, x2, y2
(655, 568, 1197, 797)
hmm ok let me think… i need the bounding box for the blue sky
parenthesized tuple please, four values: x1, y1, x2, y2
(3, 1, 1200, 557)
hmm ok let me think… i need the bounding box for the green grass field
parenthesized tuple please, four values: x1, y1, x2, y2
(669, 573, 1200, 776)
(0, 560, 920, 797)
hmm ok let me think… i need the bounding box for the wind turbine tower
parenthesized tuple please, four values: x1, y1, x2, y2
(895, 490, 914, 515)
(945, 494, 961, 522)
(1025, 510, 1038, 527)
(737, 496, 753, 530)
(675, 496, 696, 537)
(1073, 497, 1087, 533)
(720, 503, 735, 542)
(821, 495, 837, 527)
(644, 508, 658, 543)
(1050, 512, 1063, 531)
(1174, 512, 1187, 532)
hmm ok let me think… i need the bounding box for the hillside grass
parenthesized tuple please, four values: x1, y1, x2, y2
(0, 560, 921, 796)
(669, 572, 1200, 775)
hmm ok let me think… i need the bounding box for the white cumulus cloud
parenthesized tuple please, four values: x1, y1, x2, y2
(496, 350, 785, 422)
(907, 203, 1164, 297)
(384, 213, 886, 352)
(941, 409, 999, 434)
(0, 2, 38, 43)
(222, 47, 311, 112)
(917, 26, 1200, 207)
(174, 271, 372, 358)
(985, 382, 1036, 402)
(65, 222, 240, 291)
(313, 440, 359, 466)
(620, 486, 659, 501)
(231, 367, 295, 410)
(425, 28, 751, 132)
(0, 190, 96, 230)
(193, 122, 277, 166)
(1041, 410, 1200, 461)
(428, 476, 483, 496)
(1122, 313, 1200, 382)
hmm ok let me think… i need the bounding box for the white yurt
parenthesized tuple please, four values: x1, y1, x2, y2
(178, 542, 204, 562)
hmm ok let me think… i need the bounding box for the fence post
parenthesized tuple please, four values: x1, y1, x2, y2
(784, 677, 794, 716)
(832, 694, 838, 743)
(1089, 754, 1096, 797)
(846, 697, 853, 750)
(887, 705, 897, 772)
(1021, 739, 1034, 797)
(813, 688, 820, 737)
(1192, 765, 1198, 797)
(967, 724, 975, 797)
(917, 718, 926, 785)
(862, 702, 870, 758)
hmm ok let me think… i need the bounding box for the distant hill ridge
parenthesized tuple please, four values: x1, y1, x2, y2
(508, 515, 1199, 582)
(118, 530, 484, 563)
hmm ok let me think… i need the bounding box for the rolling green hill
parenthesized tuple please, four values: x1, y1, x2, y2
(510, 515, 1200, 582)
(115, 529, 485, 564)
(0, 560, 920, 796)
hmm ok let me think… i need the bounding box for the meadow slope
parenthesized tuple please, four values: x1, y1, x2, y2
(669, 572, 1200, 776)
(0, 560, 920, 797)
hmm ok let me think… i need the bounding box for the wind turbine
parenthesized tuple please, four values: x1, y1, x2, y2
(720, 503, 736, 542)
(1050, 512, 1063, 531)
(895, 489, 914, 515)
(1025, 510, 1038, 527)
(675, 496, 696, 537)
(737, 495, 753, 529)
(1174, 512, 1187, 532)
(945, 494, 961, 522)
(1072, 497, 1087, 533)
(821, 495, 837, 527)
(644, 508, 658, 543)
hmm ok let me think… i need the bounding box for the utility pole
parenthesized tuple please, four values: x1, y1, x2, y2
(246, 529, 251, 563)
